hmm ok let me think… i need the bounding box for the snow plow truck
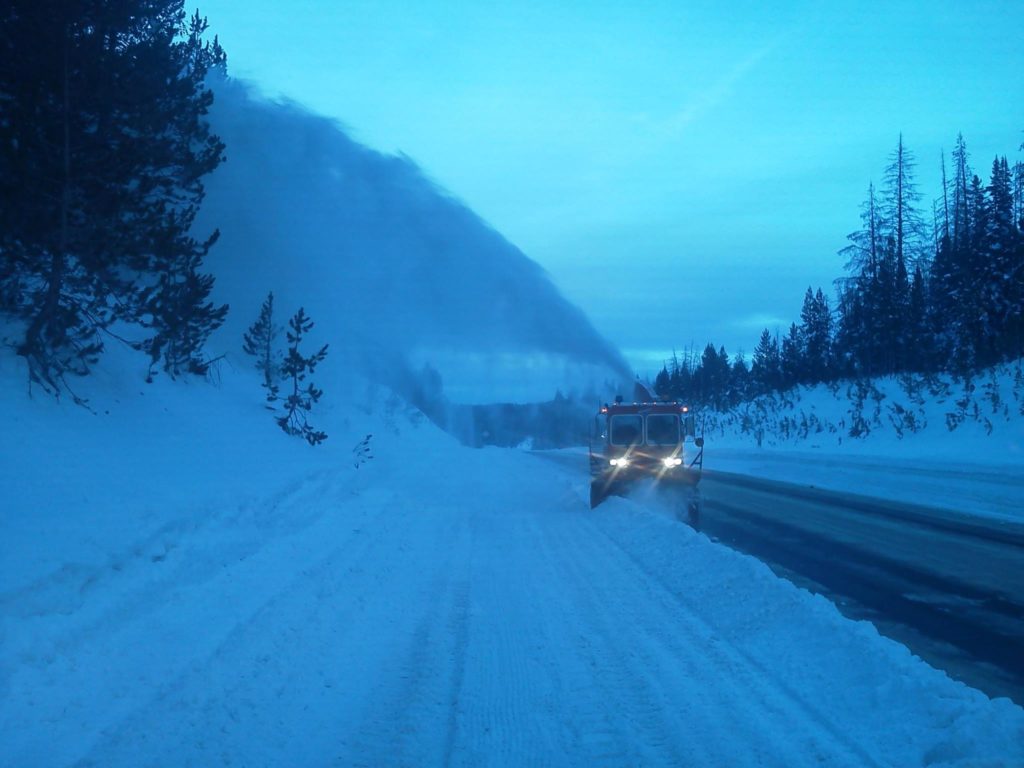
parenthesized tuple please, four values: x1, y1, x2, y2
(588, 388, 704, 524)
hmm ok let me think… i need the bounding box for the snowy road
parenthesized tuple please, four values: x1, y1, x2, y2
(538, 447, 1024, 704)
(699, 471, 1024, 704)
(4, 440, 1024, 766)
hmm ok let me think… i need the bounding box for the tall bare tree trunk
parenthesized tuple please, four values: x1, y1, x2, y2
(22, 31, 71, 384)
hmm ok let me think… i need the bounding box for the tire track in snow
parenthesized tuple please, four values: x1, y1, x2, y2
(1, 466, 342, 681)
(575, 507, 884, 767)
(444, 508, 575, 767)
(0, 467, 337, 621)
(91, 494, 472, 768)
(527, 510, 643, 765)
(441, 576, 471, 767)
(16, 476, 391, 767)
(340, 505, 472, 768)
(541, 510, 702, 766)
(537, 504, 879, 767)
(73, 526, 389, 765)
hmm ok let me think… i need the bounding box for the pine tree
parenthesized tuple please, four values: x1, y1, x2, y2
(729, 352, 750, 403)
(930, 149, 958, 366)
(1012, 159, 1024, 357)
(695, 344, 713, 406)
(242, 292, 281, 404)
(654, 365, 672, 400)
(957, 173, 991, 367)
(714, 345, 731, 407)
(981, 157, 1022, 362)
(940, 150, 952, 249)
(1, 0, 124, 394)
(841, 183, 884, 279)
(925, 135, 984, 372)
(0, 1, 227, 394)
(667, 347, 695, 402)
(838, 183, 889, 377)
(799, 287, 832, 383)
(1013, 161, 1024, 230)
(140, 244, 229, 380)
(780, 323, 803, 388)
(881, 135, 927, 270)
(135, 9, 228, 379)
(816, 288, 834, 376)
(907, 265, 929, 370)
(891, 238, 911, 372)
(952, 134, 972, 254)
(832, 277, 858, 377)
(751, 328, 781, 393)
(691, 344, 732, 409)
(277, 308, 329, 445)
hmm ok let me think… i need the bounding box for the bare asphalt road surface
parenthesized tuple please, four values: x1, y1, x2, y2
(697, 470, 1024, 704)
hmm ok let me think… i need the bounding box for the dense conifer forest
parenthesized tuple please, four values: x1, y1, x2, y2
(654, 135, 1024, 408)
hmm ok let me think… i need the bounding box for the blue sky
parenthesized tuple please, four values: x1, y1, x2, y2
(195, 0, 1024, 375)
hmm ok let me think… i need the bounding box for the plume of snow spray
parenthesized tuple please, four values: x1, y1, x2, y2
(197, 78, 630, 408)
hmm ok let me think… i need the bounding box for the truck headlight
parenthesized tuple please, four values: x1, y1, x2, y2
(663, 457, 683, 467)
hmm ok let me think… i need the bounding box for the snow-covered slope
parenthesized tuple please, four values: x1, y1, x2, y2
(3, 370, 1024, 767)
(702, 363, 1024, 520)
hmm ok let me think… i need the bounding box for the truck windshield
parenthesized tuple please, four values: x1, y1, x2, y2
(646, 414, 680, 445)
(610, 414, 643, 446)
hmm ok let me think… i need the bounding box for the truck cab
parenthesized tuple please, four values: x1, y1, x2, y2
(589, 398, 703, 509)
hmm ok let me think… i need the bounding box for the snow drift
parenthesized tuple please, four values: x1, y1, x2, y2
(196, 77, 629, 404)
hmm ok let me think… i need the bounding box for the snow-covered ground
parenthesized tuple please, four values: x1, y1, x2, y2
(3, 357, 1024, 766)
(702, 365, 1024, 521)
(4, 61, 1021, 768)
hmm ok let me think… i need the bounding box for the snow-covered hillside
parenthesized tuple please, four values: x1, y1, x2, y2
(701, 363, 1024, 520)
(3, 364, 1024, 766)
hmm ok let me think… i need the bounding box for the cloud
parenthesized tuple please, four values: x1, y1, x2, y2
(731, 313, 790, 331)
(656, 38, 782, 137)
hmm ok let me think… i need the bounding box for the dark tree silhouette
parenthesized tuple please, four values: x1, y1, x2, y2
(242, 292, 281, 404)
(0, 1, 227, 395)
(277, 308, 329, 445)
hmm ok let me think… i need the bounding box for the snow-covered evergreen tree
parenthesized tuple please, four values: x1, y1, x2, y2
(135, 11, 228, 379)
(0, 1, 227, 394)
(242, 292, 281, 404)
(780, 323, 804, 389)
(799, 287, 832, 383)
(881, 135, 928, 270)
(979, 156, 1022, 364)
(277, 308, 329, 445)
(751, 329, 781, 394)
